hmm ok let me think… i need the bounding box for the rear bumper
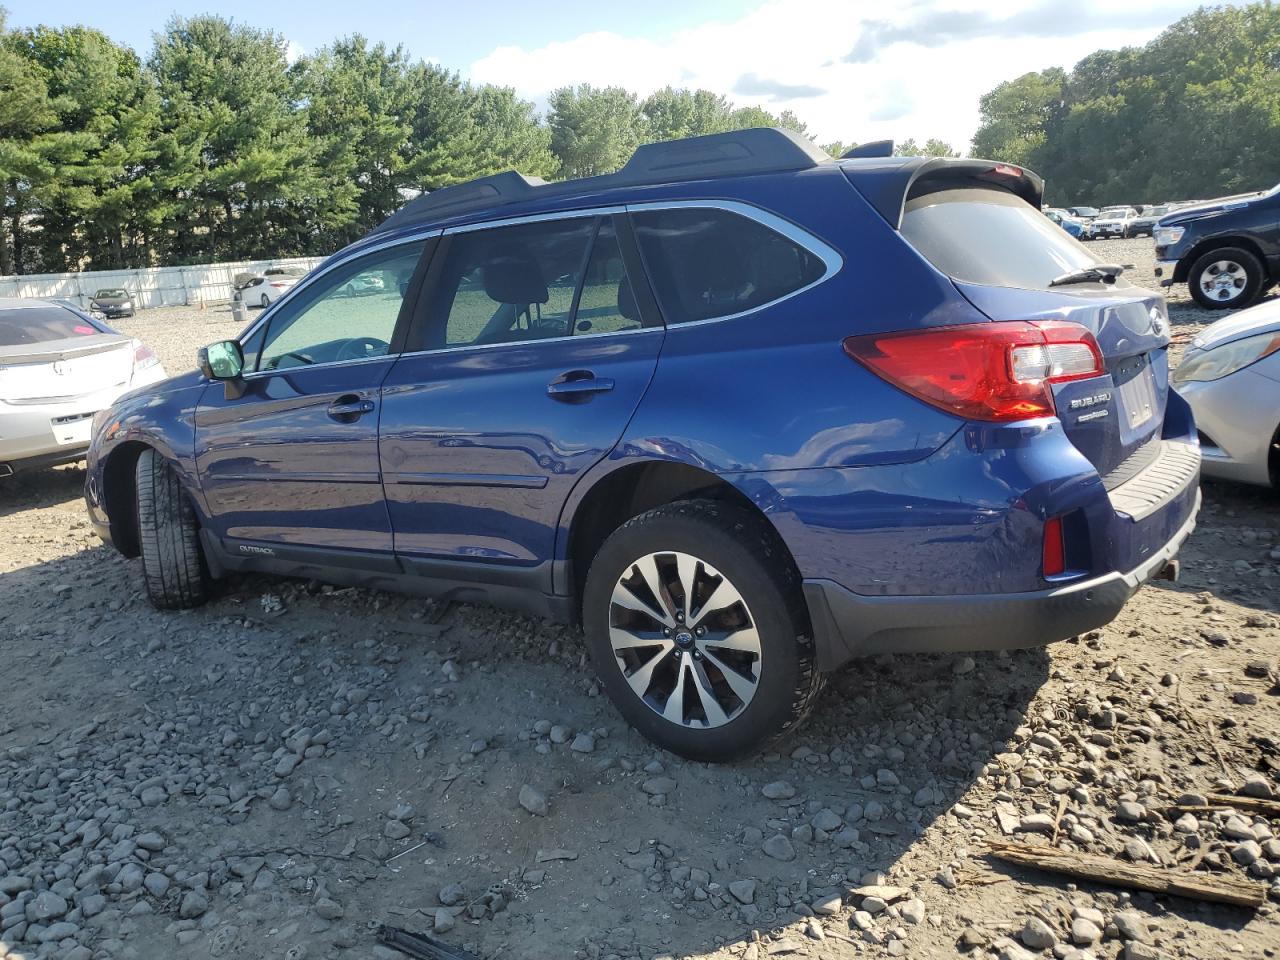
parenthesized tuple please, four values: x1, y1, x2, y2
(804, 488, 1199, 670)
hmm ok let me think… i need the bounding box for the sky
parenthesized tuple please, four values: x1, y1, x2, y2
(6, 0, 1206, 149)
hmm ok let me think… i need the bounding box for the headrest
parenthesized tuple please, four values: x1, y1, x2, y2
(482, 246, 548, 305)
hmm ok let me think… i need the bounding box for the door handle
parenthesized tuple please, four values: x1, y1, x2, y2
(327, 395, 375, 421)
(547, 370, 615, 401)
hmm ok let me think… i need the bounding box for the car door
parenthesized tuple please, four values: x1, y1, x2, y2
(195, 238, 432, 557)
(378, 212, 663, 585)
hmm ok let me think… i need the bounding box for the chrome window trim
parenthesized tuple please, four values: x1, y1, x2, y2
(442, 205, 625, 235)
(394, 324, 661, 362)
(624, 199, 844, 328)
(235, 230, 442, 369)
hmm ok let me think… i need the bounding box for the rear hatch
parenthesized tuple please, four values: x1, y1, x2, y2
(895, 179, 1171, 480)
(0, 306, 134, 404)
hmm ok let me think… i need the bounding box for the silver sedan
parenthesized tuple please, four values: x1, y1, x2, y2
(1173, 300, 1280, 488)
(1, 298, 167, 477)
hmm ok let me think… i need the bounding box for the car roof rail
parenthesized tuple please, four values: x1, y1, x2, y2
(841, 140, 894, 159)
(373, 127, 831, 234)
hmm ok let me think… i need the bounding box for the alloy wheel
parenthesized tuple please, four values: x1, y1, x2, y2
(608, 551, 762, 729)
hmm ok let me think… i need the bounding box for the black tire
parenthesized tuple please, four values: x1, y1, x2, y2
(135, 448, 209, 610)
(1188, 246, 1266, 310)
(582, 500, 823, 761)
(260, 294, 270, 308)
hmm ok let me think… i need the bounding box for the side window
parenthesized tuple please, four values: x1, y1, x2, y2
(631, 207, 826, 325)
(428, 218, 595, 350)
(572, 221, 641, 336)
(256, 242, 425, 372)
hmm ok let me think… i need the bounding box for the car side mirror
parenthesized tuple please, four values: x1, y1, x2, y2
(198, 340, 248, 399)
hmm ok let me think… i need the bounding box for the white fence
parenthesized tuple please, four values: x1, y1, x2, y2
(0, 255, 329, 311)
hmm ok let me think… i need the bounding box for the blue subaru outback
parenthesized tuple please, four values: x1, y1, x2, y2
(86, 129, 1200, 759)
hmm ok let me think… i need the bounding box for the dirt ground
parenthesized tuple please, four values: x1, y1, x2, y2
(1, 238, 1277, 960)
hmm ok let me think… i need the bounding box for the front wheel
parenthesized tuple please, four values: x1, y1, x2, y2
(582, 501, 823, 761)
(260, 293, 270, 308)
(135, 449, 209, 610)
(1188, 246, 1266, 309)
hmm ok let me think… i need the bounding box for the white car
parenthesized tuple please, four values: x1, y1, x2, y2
(1085, 206, 1139, 239)
(1173, 299, 1280, 488)
(239, 274, 299, 308)
(0, 298, 167, 477)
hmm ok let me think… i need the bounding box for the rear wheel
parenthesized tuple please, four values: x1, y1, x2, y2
(1188, 247, 1265, 309)
(260, 293, 270, 308)
(135, 449, 209, 610)
(582, 501, 823, 761)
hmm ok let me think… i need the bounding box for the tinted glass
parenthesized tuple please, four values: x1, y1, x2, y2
(257, 242, 424, 371)
(631, 208, 825, 324)
(94, 289, 127, 298)
(429, 218, 595, 349)
(901, 188, 1124, 291)
(574, 222, 641, 336)
(0, 306, 102, 346)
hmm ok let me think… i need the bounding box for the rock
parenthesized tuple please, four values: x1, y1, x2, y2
(861, 895, 888, 914)
(1123, 943, 1161, 960)
(762, 834, 796, 861)
(812, 808, 842, 832)
(876, 769, 899, 786)
(315, 898, 343, 920)
(641, 777, 677, 796)
(269, 786, 293, 811)
(438, 882, 465, 906)
(761, 780, 796, 800)
(384, 820, 412, 840)
(623, 852, 655, 871)
(179, 890, 209, 919)
(811, 894, 842, 916)
(0, 875, 31, 895)
(549, 725, 571, 744)
(274, 754, 301, 777)
(143, 873, 170, 897)
(1018, 813, 1056, 834)
(804, 917, 825, 940)
(39, 920, 80, 942)
(729, 879, 756, 904)
(518, 784, 550, 817)
(31, 891, 68, 921)
(994, 936, 1037, 960)
(1231, 840, 1261, 866)
(135, 832, 166, 852)
(1241, 774, 1274, 799)
(1070, 917, 1102, 945)
(569, 733, 595, 753)
(1020, 916, 1056, 950)
(1115, 800, 1146, 823)
(388, 802, 415, 821)
(900, 898, 926, 924)
(1112, 910, 1150, 943)
(953, 656, 976, 675)
(139, 785, 167, 806)
(959, 926, 985, 949)
(433, 908, 455, 933)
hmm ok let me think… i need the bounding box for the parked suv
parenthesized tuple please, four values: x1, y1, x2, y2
(1154, 184, 1280, 309)
(85, 129, 1200, 759)
(1085, 206, 1139, 239)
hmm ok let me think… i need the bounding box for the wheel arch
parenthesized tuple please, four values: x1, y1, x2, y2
(101, 440, 206, 558)
(560, 458, 803, 614)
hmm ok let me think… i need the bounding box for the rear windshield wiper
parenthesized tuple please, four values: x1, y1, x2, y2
(1049, 263, 1127, 287)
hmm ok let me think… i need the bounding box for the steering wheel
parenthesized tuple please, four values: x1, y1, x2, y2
(335, 336, 389, 362)
(267, 351, 316, 369)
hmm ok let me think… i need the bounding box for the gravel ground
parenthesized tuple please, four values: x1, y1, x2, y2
(1, 238, 1278, 960)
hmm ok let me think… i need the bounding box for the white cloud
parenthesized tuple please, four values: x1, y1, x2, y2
(283, 39, 305, 65)
(468, 0, 1197, 151)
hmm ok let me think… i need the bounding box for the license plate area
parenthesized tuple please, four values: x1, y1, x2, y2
(1113, 354, 1156, 430)
(51, 412, 93, 446)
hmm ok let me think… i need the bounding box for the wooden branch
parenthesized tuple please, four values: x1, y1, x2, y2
(1167, 794, 1280, 819)
(986, 841, 1265, 908)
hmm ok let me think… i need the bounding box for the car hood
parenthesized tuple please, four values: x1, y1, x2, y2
(1190, 298, 1280, 351)
(1160, 190, 1270, 225)
(114, 367, 205, 403)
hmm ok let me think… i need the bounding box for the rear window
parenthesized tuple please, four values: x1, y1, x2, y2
(902, 188, 1122, 291)
(0, 307, 101, 346)
(631, 207, 826, 324)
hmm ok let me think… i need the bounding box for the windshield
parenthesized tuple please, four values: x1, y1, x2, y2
(1099, 207, 1130, 217)
(93, 289, 127, 299)
(902, 188, 1123, 291)
(0, 306, 102, 346)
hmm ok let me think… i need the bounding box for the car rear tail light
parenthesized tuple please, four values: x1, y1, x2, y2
(843, 320, 1103, 422)
(270, 282, 290, 288)
(1042, 516, 1065, 577)
(132, 340, 159, 372)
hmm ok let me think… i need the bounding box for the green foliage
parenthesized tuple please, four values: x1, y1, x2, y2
(895, 138, 960, 158)
(0, 11, 956, 271)
(971, 2, 1280, 205)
